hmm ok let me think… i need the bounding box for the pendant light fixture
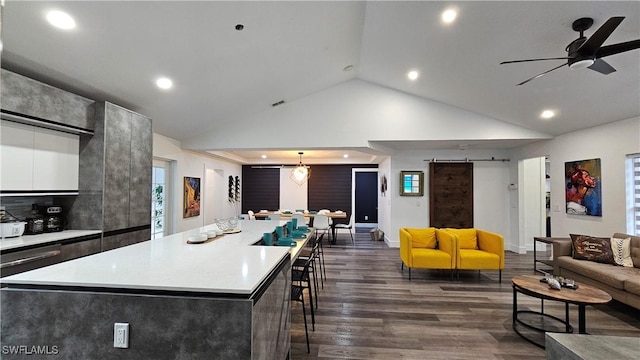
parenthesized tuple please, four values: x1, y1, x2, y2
(290, 152, 310, 186)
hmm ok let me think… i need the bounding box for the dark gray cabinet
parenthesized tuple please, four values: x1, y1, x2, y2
(0, 69, 95, 131)
(60, 238, 101, 262)
(69, 101, 152, 249)
(102, 229, 150, 252)
(103, 104, 132, 231)
(129, 112, 153, 228)
(101, 102, 152, 234)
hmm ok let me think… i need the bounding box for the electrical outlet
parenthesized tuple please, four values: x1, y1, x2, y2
(114, 323, 129, 348)
(364, 215, 368, 220)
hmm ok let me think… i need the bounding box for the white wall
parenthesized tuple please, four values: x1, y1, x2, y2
(153, 133, 242, 234)
(386, 149, 511, 247)
(517, 157, 546, 254)
(183, 80, 551, 151)
(279, 168, 308, 211)
(510, 117, 640, 242)
(378, 156, 392, 244)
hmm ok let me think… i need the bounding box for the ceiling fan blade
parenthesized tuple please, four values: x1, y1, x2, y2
(516, 63, 567, 86)
(500, 57, 570, 65)
(596, 39, 640, 58)
(588, 58, 616, 74)
(577, 16, 625, 54)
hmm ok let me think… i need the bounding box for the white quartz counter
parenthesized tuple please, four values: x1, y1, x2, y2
(0, 230, 103, 252)
(1, 221, 300, 295)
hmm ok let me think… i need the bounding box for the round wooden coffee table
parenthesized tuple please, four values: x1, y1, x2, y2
(512, 275, 611, 348)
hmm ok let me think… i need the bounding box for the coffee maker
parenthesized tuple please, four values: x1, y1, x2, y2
(39, 206, 64, 232)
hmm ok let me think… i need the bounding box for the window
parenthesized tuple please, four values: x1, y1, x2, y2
(152, 160, 172, 239)
(627, 154, 640, 236)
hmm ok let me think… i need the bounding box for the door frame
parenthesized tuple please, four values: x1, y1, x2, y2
(352, 168, 378, 226)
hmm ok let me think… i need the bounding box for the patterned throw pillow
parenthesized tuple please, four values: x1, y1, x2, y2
(570, 234, 615, 265)
(610, 237, 633, 267)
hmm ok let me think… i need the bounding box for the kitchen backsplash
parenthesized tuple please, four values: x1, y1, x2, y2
(0, 196, 74, 223)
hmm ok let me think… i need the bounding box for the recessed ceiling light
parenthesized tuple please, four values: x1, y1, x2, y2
(156, 77, 173, 90)
(46, 10, 76, 30)
(261, 154, 267, 159)
(343, 154, 349, 158)
(540, 110, 555, 119)
(441, 9, 457, 24)
(407, 70, 419, 81)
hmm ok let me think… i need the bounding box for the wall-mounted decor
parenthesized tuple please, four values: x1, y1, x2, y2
(565, 158, 601, 216)
(380, 174, 388, 196)
(183, 176, 201, 218)
(235, 176, 241, 203)
(400, 171, 424, 196)
(228, 175, 235, 203)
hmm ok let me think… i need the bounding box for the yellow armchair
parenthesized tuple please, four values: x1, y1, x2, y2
(446, 228, 504, 282)
(399, 228, 457, 280)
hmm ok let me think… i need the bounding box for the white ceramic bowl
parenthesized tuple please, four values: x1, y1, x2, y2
(206, 230, 217, 239)
(187, 233, 208, 243)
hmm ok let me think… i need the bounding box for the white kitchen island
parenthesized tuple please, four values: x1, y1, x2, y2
(0, 220, 308, 360)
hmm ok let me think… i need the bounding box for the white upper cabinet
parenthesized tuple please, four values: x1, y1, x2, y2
(32, 127, 79, 191)
(1, 120, 79, 192)
(1, 121, 34, 190)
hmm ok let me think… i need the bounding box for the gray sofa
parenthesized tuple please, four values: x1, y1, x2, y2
(553, 233, 640, 310)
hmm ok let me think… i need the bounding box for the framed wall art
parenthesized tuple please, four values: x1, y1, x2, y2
(400, 171, 424, 196)
(183, 176, 201, 218)
(565, 158, 601, 216)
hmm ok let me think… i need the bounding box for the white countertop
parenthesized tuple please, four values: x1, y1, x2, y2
(0, 230, 103, 252)
(1, 221, 308, 295)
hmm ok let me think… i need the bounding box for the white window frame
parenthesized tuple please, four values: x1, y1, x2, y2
(152, 159, 173, 239)
(626, 153, 640, 236)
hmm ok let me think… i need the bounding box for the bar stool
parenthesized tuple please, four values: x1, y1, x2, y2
(291, 256, 313, 353)
(295, 234, 321, 308)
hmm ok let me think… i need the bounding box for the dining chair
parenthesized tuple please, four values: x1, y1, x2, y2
(268, 213, 281, 221)
(247, 210, 256, 220)
(334, 213, 355, 245)
(313, 214, 330, 242)
(312, 214, 330, 281)
(292, 213, 307, 226)
(291, 256, 313, 353)
(318, 209, 333, 225)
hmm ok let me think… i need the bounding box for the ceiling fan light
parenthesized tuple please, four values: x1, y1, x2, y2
(569, 58, 595, 70)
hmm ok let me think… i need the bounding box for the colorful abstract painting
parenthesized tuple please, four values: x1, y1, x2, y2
(183, 176, 201, 218)
(565, 158, 601, 216)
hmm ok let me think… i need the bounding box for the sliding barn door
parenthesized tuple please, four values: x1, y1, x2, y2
(429, 162, 473, 228)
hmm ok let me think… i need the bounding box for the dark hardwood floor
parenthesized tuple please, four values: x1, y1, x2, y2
(290, 227, 640, 359)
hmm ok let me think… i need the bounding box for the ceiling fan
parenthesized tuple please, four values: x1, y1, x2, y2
(501, 16, 640, 85)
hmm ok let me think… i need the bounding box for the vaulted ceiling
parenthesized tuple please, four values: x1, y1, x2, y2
(2, 1, 639, 164)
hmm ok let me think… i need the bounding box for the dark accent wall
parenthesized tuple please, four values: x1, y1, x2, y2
(242, 164, 377, 225)
(308, 165, 354, 224)
(242, 167, 280, 214)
